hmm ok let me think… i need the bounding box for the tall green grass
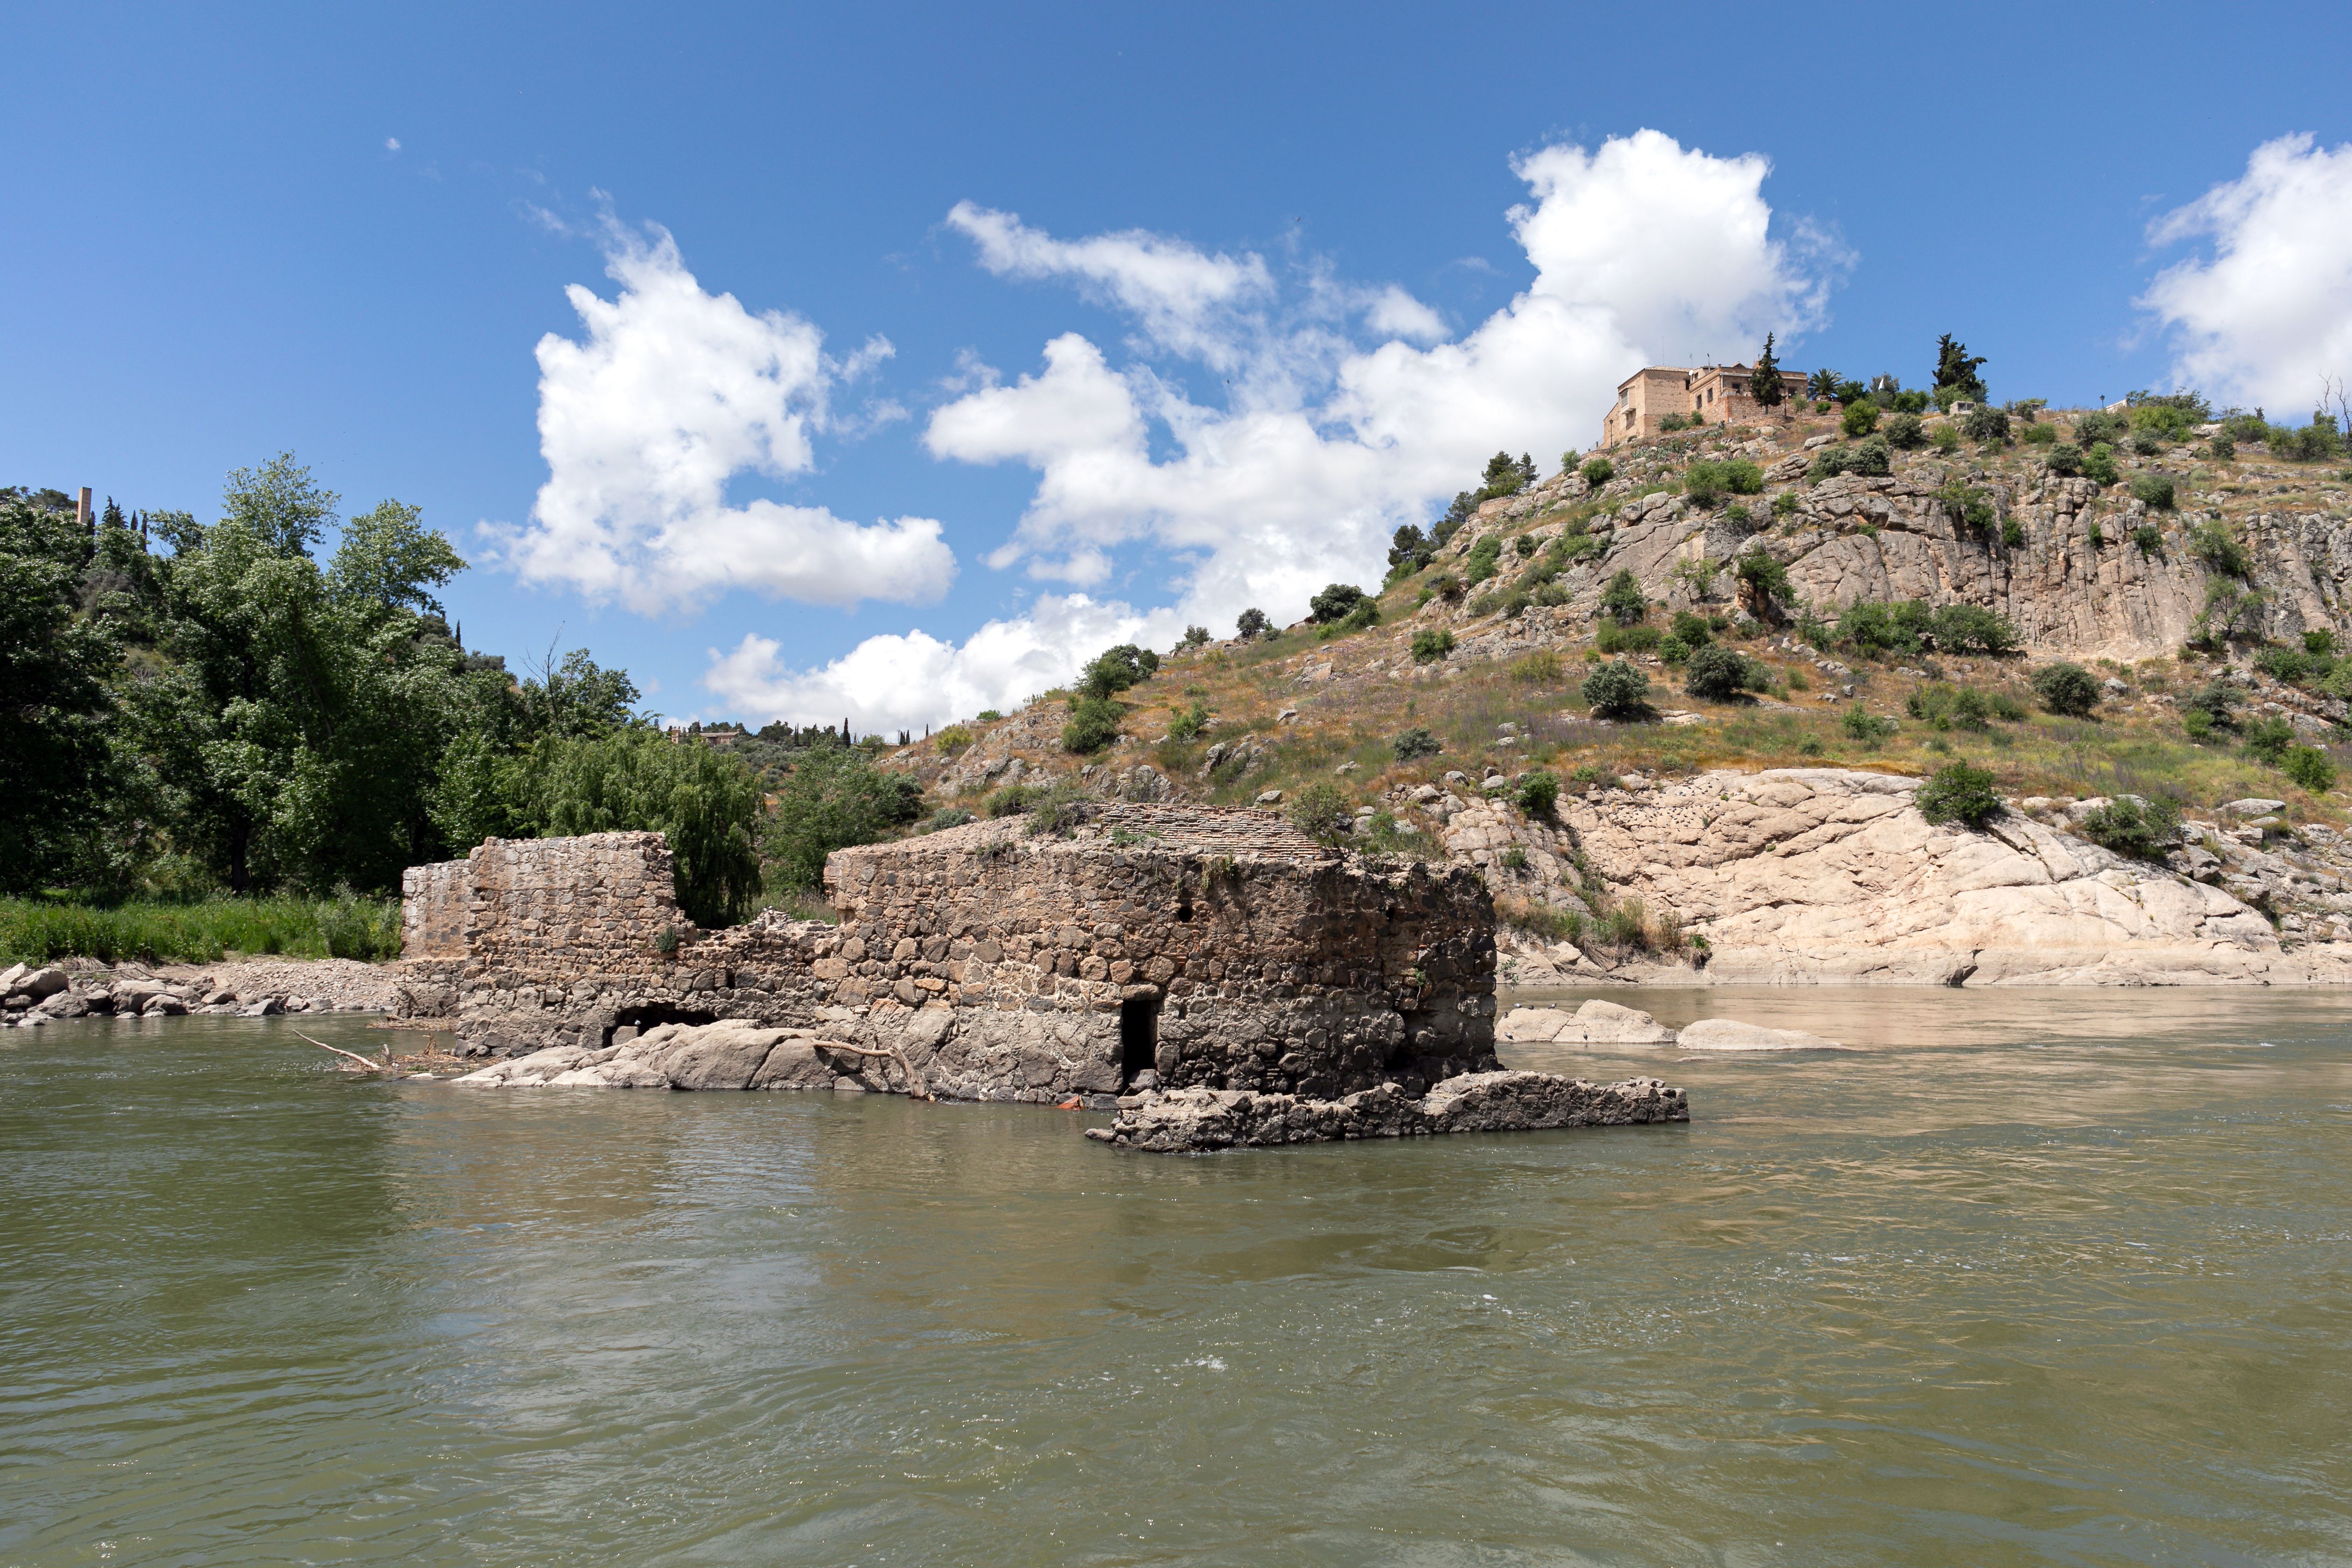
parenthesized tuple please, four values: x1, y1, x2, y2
(0, 895, 402, 966)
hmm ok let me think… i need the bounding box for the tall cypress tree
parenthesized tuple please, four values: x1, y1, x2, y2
(1749, 334, 1784, 408)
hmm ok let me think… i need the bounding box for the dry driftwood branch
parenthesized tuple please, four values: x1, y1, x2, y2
(814, 1037, 932, 1101)
(296, 1029, 391, 1073)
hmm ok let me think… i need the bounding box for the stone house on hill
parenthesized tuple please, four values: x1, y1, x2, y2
(1602, 363, 1811, 449)
(400, 805, 1499, 1105)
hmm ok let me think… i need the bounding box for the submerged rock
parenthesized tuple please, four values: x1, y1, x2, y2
(1084, 1070, 1687, 1153)
(1676, 1018, 1843, 1051)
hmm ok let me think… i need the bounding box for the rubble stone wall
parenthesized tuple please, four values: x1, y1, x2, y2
(402, 807, 1499, 1104)
(399, 859, 473, 959)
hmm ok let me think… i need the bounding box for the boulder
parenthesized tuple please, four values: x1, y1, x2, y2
(662, 1025, 788, 1091)
(240, 997, 284, 1017)
(143, 994, 189, 1015)
(749, 1036, 851, 1090)
(1676, 1018, 1843, 1051)
(1502, 999, 1677, 1045)
(451, 1045, 598, 1086)
(14, 967, 69, 1001)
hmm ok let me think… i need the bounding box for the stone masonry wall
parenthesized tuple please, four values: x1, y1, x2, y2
(400, 859, 472, 959)
(406, 807, 1498, 1105)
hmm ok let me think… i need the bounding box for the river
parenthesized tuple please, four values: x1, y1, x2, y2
(2, 990, 2348, 1566)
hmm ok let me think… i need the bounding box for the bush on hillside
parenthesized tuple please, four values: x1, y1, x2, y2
(2083, 442, 2121, 485)
(2031, 661, 2102, 716)
(1841, 706, 1897, 742)
(2133, 523, 2163, 555)
(1285, 783, 1355, 845)
(1884, 412, 1927, 449)
(2022, 421, 2059, 446)
(1464, 535, 1504, 586)
(1513, 770, 1561, 819)
(1683, 458, 1765, 509)
(2046, 442, 2085, 476)
(1582, 660, 1653, 720)
(762, 744, 923, 897)
(2190, 520, 2249, 577)
(1581, 457, 1615, 489)
(1810, 436, 1893, 480)
(1080, 643, 1160, 699)
(2242, 714, 2297, 765)
(1410, 627, 1455, 664)
(2072, 409, 2129, 448)
(1600, 568, 1648, 625)
(1839, 400, 1879, 438)
(1683, 644, 1767, 701)
(1932, 604, 2021, 655)
(2285, 745, 2338, 793)
(1963, 405, 2013, 445)
(1061, 694, 1124, 754)
(2076, 794, 2181, 860)
(1908, 683, 1993, 732)
(1915, 762, 2002, 830)
(1235, 607, 1272, 640)
(1392, 727, 1442, 760)
(1671, 609, 1716, 648)
(1307, 583, 1367, 623)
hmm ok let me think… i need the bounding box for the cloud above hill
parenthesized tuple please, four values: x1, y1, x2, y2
(706, 129, 1844, 730)
(2141, 133, 2352, 417)
(483, 221, 955, 614)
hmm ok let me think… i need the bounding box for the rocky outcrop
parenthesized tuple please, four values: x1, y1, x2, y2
(449, 1019, 915, 1093)
(1083, 1070, 1687, 1152)
(1568, 768, 2352, 985)
(1501, 999, 1677, 1043)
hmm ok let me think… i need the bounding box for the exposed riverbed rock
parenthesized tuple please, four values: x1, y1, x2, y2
(1501, 999, 1677, 1044)
(448, 1019, 930, 1094)
(1676, 1019, 1844, 1051)
(1083, 1070, 1687, 1152)
(1570, 768, 2352, 986)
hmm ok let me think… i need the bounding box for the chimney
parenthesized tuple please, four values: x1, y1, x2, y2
(77, 487, 92, 532)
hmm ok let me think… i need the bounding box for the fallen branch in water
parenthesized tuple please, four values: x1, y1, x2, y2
(296, 1030, 392, 1073)
(815, 1038, 932, 1101)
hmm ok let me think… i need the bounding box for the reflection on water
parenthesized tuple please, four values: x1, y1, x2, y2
(2, 999, 2349, 1566)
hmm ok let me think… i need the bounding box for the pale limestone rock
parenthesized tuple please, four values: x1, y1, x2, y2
(1678, 1018, 1842, 1051)
(1568, 767, 2352, 986)
(1501, 999, 1676, 1044)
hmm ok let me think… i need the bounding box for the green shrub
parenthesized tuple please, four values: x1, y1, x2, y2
(976, 709, 1003, 722)
(2129, 429, 2167, 457)
(1062, 694, 1124, 753)
(1411, 627, 1455, 664)
(1511, 650, 1564, 684)
(1581, 457, 1615, 488)
(762, 745, 925, 895)
(0, 895, 406, 966)
(1930, 603, 2021, 655)
(1908, 683, 1993, 732)
(1841, 400, 1880, 438)
(1600, 568, 1648, 625)
(1810, 436, 1893, 480)
(1962, 406, 2012, 445)
(1915, 762, 2002, 829)
(2022, 421, 2058, 446)
(1513, 770, 1561, 819)
(1235, 608, 1272, 640)
(1392, 728, 1442, 761)
(1167, 700, 1213, 742)
(2050, 444, 2086, 481)
(934, 724, 975, 756)
(2083, 442, 2120, 486)
(1671, 610, 1717, 648)
(1685, 458, 1765, 506)
(1734, 548, 1792, 613)
(2181, 707, 2216, 742)
(2031, 661, 2101, 716)
(1285, 782, 1355, 844)
(2180, 679, 2240, 733)
(1841, 707, 1897, 742)
(985, 783, 1043, 818)
(1323, 598, 1381, 636)
(1582, 660, 1653, 720)
(1027, 786, 1090, 838)
(1772, 490, 1800, 519)
(2073, 410, 2129, 448)
(2087, 523, 2105, 547)
(1463, 536, 1504, 587)
(2243, 714, 2297, 765)
(1595, 623, 1661, 654)
(2307, 629, 2339, 657)
(1932, 425, 1963, 455)
(2190, 521, 2249, 577)
(1837, 599, 1934, 658)
(1988, 692, 2028, 722)
(2076, 795, 2181, 860)
(1658, 635, 1690, 664)
(1684, 644, 1766, 701)
(2208, 434, 2236, 461)
(2131, 474, 2177, 511)
(2133, 524, 2163, 555)
(1936, 478, 1999, 537)
(2002, 518, 2026, 548)
(1883, 411, 1927, 449)
(2254, 644, 2310, 685)
(2285, 745, 2338, 793)
(1308, 583, 1368, 623)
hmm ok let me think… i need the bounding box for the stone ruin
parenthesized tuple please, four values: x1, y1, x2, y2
(399, 803, 1687, 1150)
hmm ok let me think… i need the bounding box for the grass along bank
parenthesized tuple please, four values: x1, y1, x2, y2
(0, 895, 402, 967)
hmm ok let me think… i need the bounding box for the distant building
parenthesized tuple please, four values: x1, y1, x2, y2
(1601, 363, 1811, 449)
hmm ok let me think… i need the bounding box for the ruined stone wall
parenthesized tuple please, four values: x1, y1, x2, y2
(819, 805, 1497, 1100)
(400, 859, 473, 959)
(406, 807, 1498, 1104)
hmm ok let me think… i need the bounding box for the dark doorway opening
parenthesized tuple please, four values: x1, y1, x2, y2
(1119, 995, 1160, 1086)
(605, 1004, 718, 1048)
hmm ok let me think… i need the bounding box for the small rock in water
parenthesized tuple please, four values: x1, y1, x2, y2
(1677, 1018, 1842, 1051)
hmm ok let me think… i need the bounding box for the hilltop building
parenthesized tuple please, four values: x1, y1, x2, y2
(1602, 363, 1811, 449)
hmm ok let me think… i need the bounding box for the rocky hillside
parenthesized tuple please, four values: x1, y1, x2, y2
(876, 402, 2352, 986)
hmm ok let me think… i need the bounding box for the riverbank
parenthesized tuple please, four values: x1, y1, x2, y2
(1, 956, 408, 1026)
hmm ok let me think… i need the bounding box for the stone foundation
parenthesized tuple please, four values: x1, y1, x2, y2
(1084, 1071, 1690, 1153)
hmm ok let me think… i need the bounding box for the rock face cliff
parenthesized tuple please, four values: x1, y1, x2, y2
(1556, 768, 2352, 986)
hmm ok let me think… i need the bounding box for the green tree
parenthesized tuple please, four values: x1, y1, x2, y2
(1684, 644, 1765, 701)
(1600, 568, 1648, 625)
(1915, 762, 2001, 829)
(1749, 334, 1784, 408)
(1080, 642, 1160, 698)
(1932, 335, 1989, 402)
(2031, 662, 2101, 716)
(532, 726, 768, 925)
(0, 496, 122, 890)
(1582, 659, 1652, 719)
(761, 742, 922, 897)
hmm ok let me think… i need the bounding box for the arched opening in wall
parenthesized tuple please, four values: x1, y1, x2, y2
(1119, 995, 1160, 1087)
(605, 1004, 717, 1048)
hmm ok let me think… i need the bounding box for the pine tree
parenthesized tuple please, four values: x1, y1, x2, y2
(1750, 334, 1783, 408)
(1933, 334, 1988, 401)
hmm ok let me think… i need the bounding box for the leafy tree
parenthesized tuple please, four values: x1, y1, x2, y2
(1063, 694, 1124, 753)
(221, 451, 340, 556)
(1080, 642, 1161, 698)
(1749, 334, 1784, 408)
(1670, 610, 1715, 648)
(1884, 412, 1927, 450)
(533, 726, 768, 924)
(1841, 400, 1880, 438)
(1580, 457, 1615, 488)
(1235, 607, 1272, 640)
(1683, 644, 1766, 701)
(1307, 583, 1367, 624)
(2131, 475, 2177, 511)
(1915, 762, 2001, 829)
(0, 496, 122, 890)
(1180, 624, 1210, 648)
(761, 742, 922, 896)
(1928, 604, 2021, 655)
(1600, 568, 1648, 625)
(1387, 524, 1433, 574)
(2031, 662, 2101, 716)
(1582, 660, 1653, 720)
(1932, 334, 1989, 403)
(2284, 746, 2338, 793)
(1734, 548, 1792, 618)
(2242, 714, 2297, 766)
(2046, 442, 2084, 477)
(1962, 406, 2012, 445)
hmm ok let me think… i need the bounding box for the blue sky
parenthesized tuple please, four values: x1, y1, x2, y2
(7, 2, 2351, 730)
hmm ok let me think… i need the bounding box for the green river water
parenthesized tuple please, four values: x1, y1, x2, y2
(2, 989, 2349, 1566)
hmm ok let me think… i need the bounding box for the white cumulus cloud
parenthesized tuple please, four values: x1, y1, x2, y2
(485, 221, 957, 614)
(2141, 133, 2352, 417)
(705, 130, 1840, 729)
